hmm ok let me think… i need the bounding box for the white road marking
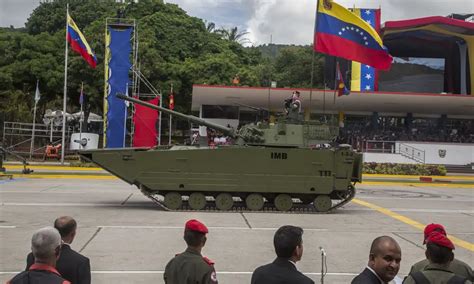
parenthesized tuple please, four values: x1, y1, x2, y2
(0, 226, 16, 229)
(98, 225, 328, 231)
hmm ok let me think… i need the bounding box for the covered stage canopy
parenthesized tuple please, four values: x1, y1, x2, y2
(382, 16, 474, 95)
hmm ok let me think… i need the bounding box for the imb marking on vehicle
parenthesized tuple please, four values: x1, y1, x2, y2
(270, 152, 287, 160)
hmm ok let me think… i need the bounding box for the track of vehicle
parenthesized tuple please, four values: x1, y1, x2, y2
(140, 185, 356, 214)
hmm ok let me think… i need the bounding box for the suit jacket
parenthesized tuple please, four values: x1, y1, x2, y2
(251, 257, 314, 284)
(352, 268, 383, 284)
(27, 244, 91, 284)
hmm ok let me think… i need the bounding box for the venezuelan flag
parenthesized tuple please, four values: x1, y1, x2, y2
(350, 8, 381, 91)
(67, 14, 97, 68)
(314, 0, 391, 70)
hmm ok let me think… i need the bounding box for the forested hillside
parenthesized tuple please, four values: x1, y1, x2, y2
(0, 0, 325, 124)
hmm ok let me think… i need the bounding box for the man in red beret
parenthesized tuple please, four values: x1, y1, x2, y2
(408, 223, 472, 281)
(404, 232, 471, 283)
(164, 219, 218, 284)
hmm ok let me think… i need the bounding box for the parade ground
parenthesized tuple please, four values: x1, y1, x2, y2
(0, 167, 473, 283)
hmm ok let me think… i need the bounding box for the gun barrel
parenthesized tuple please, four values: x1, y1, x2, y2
(117, 94, 236, 137)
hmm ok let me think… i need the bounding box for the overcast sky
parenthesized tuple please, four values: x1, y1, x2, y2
(1, 0, 472, 45)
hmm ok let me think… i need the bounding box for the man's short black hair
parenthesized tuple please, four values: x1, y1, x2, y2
(426, 243, 454, 264)
(273, 225, 303, 258)
(184, 229, 206, 247)
(54, 216, 77, 238)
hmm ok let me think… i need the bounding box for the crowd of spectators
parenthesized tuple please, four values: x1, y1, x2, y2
(339, 118, 473, 150)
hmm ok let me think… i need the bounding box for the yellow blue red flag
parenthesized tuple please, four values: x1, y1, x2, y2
(314, 0, 392, 70)
(67, 14, 97, 68)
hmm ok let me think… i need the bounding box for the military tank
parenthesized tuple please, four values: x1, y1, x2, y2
(79, 94, 363, 212)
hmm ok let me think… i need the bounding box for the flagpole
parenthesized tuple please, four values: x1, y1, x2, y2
(79, 82, 83, 146)
(123, 83, 128, 147)
(334, 62, 338, 104)
(30, 79, 39, 159)
(168, 84, 173, 146)
(310, 0, 321, 118)
(61, 4, 69, 164)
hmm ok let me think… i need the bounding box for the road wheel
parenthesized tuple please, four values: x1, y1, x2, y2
(314, 195, 332, 212)
(215, 193, 233, 211)
(164, 192, 182, 210)
(189, 192, 206, 210)
(274, 194, 293, 211)
(245, 193, 264, 211)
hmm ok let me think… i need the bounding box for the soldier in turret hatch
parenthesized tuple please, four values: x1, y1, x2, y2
(285, 91, 303, 121)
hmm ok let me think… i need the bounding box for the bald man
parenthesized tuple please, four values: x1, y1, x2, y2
(27, 216, 91, 284)
(352, 236, 402, 284)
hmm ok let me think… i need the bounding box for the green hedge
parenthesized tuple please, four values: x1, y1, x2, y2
(363, 163, 447, 176)
(69, 161, 98, 168)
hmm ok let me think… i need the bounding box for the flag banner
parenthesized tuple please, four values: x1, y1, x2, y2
(336, 62, 350, 96)
(79, 85, 84, 105)
(67, 14, 97, 68)
(350, 8, 381, 91)
(105, 26, 133, 148)
(132, 97, 159, 148)
(34, 81, 40, 102)
(169, 93, 174, 110)
(314, 0, 392, 70)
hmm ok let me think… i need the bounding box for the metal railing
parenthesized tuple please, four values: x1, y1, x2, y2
(399, 143, 425, 163)
(2, 121, 70, 157)
(361, 140, 425, 163)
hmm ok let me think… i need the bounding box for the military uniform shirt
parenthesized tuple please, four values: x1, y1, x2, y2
(164, 248, 218, 284)
(409, 258, 473, 281)
(403, 263, 472, 284)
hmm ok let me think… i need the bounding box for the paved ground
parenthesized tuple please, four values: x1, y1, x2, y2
(0, 177, 473, 284)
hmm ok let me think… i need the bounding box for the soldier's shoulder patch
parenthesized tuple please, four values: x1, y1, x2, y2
(202, 256, 215, 265)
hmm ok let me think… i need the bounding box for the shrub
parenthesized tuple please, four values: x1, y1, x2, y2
(363, 163, 446, 176)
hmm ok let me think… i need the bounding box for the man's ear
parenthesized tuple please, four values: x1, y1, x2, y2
(55, 245, 61, 258)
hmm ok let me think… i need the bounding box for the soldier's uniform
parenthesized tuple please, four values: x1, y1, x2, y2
(409, 259, 473, 282)
(164, 248, 217, 284)
(403, 232, 471, 284)
(408, 223, 474, 282)
(403, 263, 471, 284)
(163, 219, 218, 284)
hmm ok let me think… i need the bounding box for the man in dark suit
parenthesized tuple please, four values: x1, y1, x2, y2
(27, 216, 91, 284)
(251, 225, 314, 284)
(352, 236, 402, 284)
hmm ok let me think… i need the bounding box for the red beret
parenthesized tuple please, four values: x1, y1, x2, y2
(423, 223, 446, 244)
(426, 231, 454, 250)
(185, 219, 208, 234)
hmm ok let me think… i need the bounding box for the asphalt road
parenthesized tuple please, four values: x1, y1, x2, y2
(0, 177, 472, 283)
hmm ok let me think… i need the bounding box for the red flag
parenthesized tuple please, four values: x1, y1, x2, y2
(169, 93, 174, 110)
(132, 97, 159, 147)
(336, 62, 350, 97)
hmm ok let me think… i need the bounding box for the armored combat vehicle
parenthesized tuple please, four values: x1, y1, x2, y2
(79, 94, 363, 212)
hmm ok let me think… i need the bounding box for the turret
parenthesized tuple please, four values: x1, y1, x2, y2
(117, 94, 338, 147)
